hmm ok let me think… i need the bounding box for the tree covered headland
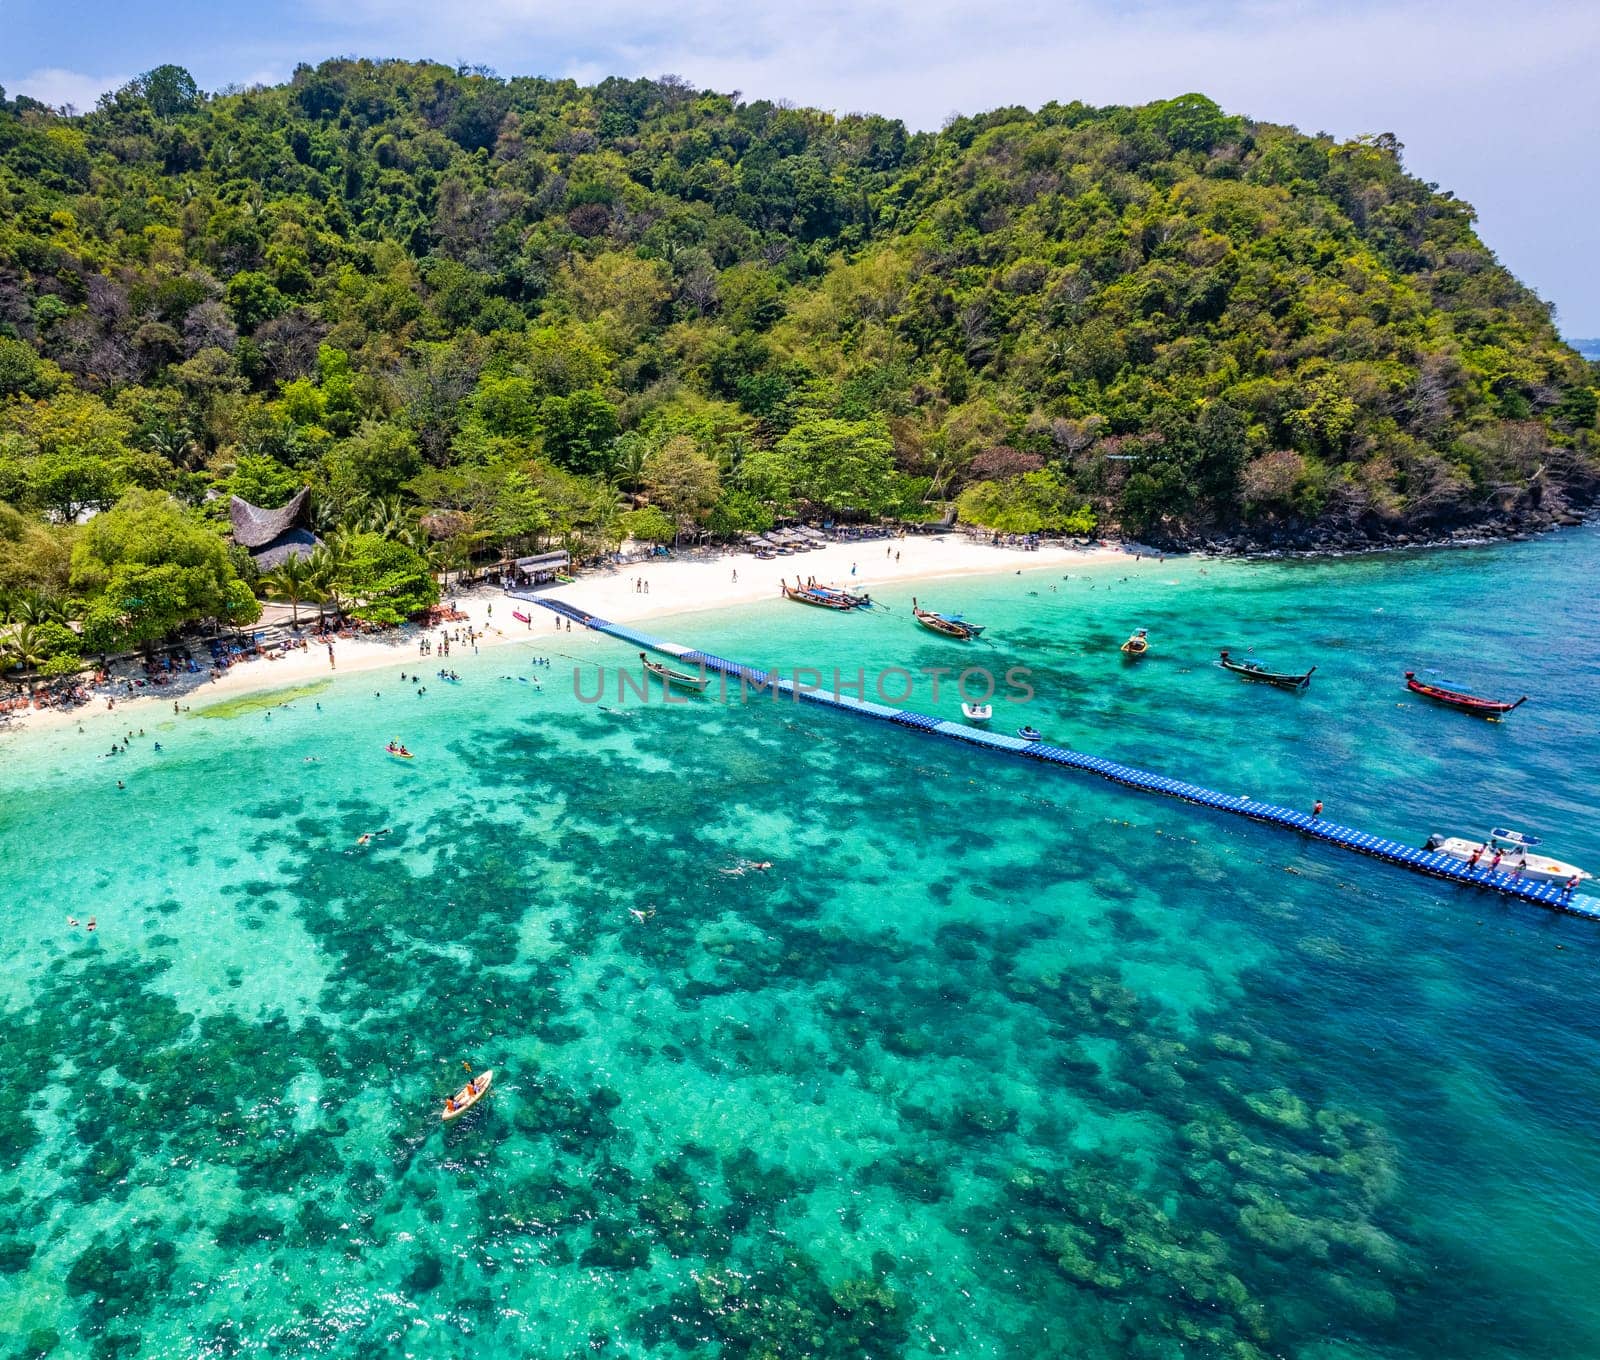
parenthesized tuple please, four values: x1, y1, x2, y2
(1, 60, 1596, 662)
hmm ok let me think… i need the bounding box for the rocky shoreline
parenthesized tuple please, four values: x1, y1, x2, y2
(1146, 503, 1596, 559)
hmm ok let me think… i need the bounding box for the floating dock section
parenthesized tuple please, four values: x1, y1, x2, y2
(514, 592, 1600, 924)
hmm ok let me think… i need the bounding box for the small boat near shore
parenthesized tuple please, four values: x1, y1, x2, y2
(386, 741, 414, 759)
(1405, 672, 1527, 718)
(1017, 726, 1043, 742)
(640, 652, 709, 692)
(1219, 650, 1315, 691)
(803, 579, 872, 609)
(1422, 829, 1590, 888)
(912, 598, 985, 640)
(442, 1069, 494, 1121)
(782, 579, 857, 610)
(961, 702, 993, 723)
(512, 609, 531, 624)
(1120, 628, 1149, 659)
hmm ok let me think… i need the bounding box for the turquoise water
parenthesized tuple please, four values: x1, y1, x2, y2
(3, 529, 1600, 1359)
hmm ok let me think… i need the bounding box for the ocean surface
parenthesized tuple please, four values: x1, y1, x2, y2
(3, 528, 1599, 1359)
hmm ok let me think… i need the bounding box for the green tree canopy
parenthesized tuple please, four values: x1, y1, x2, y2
(767, 417, 899, 516)
(338, 532, 439, 626)
(71, 491, 255, 649)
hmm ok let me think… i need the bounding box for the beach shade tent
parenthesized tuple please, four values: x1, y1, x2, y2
(229, 489, 320, 571)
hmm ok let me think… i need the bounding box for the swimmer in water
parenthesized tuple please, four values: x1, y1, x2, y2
(357, 834, 372, 846)
(627, 907, 656, 922)
(86, 918, 96, 932)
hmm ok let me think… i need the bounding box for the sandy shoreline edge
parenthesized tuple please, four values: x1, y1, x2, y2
(1, 535, 1138, 743)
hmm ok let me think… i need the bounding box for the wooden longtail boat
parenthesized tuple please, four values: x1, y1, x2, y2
(1404, 672, 1527, 718)
(781, 579, 856, 610)
(1120, 629, 1149, 659)
(803, 579, 872, 609)
(640, 653, 709, 692)
(1219, 650, 1316, 691)
(911, 598, 985, 639)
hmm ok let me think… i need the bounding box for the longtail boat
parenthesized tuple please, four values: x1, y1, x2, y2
(1404, 671, 1527, 718)
(641, 652, 709, 692)
(781, 579, 856, 610)
(912, 598, 985, 639)
(1219, 650, 1315, 692)
(1120, 628, 1149, 659)
(803, 578, 872, 609)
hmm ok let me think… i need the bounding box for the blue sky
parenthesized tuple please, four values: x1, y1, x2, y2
(4, 0, 1598, 334)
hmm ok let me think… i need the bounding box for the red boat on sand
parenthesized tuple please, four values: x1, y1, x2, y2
(1404, 672, 1528, 718)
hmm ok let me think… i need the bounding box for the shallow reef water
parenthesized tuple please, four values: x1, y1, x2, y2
(3, 529, 1600, 1358)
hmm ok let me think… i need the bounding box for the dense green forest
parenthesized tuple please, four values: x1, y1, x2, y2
(1, 59, 1595, 669)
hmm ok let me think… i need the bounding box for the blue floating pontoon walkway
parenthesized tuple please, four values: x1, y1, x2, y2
(515, 593, 1600, 924)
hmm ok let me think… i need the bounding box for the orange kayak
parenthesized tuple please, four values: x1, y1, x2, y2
(442, 1069, 494, 1121)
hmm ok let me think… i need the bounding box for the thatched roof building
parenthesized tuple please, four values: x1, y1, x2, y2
(230, 488, 319, 570)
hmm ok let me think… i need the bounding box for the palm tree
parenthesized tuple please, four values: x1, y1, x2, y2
(1, 625, 48, 673)
(262, 552, 322, 628)
(146, 424, 201, 469)
(308, 534, 351, 622)
(7, 591, 69, 626)
(612, 439, 650, 495)
(425, 538, 472, 592)
(363, 496, 423, 547)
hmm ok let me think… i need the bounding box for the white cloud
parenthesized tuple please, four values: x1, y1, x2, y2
(6, 67, 128, 114)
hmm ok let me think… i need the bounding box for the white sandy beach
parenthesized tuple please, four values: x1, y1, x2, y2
(3, 534, 1135, 738)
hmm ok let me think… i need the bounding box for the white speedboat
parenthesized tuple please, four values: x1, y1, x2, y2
(961, 702, 993, 723)
(1423, 828, 1592, 886)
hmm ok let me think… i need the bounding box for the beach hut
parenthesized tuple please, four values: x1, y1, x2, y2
(229, 489, 320, 571)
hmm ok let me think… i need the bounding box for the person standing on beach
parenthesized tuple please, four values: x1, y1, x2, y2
(732, 568, 738, 583)
(327, 644, 336, 670)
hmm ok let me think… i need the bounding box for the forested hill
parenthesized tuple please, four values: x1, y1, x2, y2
(2, 59, 1597, 602)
